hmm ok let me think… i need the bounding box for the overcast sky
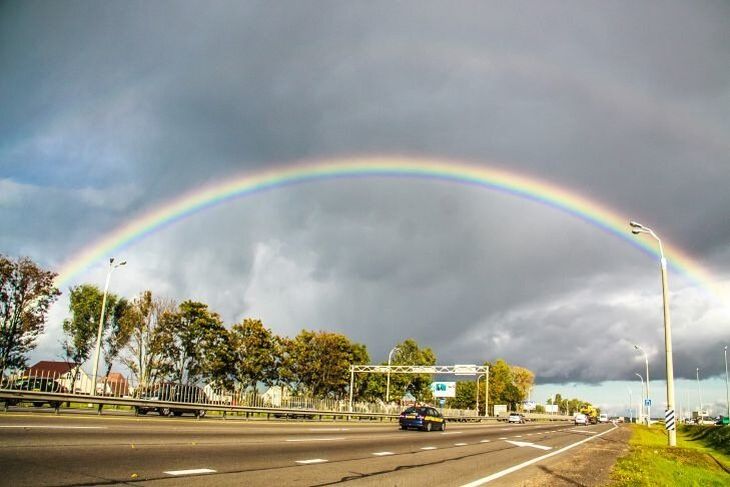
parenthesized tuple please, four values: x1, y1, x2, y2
(2, 1, 728, 415)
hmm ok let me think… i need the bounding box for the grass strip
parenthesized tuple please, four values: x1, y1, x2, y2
(610, 424, 729, 486)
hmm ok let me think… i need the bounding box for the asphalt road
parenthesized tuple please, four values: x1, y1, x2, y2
(0, 413, 616, 486)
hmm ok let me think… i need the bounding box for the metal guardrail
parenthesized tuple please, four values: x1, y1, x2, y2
(0, 389, 573, 423)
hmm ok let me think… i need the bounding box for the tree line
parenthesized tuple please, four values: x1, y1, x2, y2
(2, 254, 543, 406)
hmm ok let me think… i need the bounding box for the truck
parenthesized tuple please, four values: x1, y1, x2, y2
(579, 404, 598, 424)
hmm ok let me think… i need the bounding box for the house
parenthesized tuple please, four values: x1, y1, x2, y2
(26, 361, 93, 394)
(101, 372, 130, 397)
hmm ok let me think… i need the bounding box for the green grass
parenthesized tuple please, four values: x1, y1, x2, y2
(610, 424, 729, 486)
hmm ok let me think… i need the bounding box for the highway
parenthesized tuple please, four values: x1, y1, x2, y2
(0, 413, 616, 486)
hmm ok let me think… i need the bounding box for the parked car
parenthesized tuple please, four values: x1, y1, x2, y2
(399, 406, 446, 431)
(135, 383, 208, 417)
(508, 413, 526, 424)
(5, 376, 65, 408)
(574, 413, 589, 426)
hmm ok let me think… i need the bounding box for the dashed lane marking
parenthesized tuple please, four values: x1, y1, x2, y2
(441, 431, 463, 435)
(454, 443, 468, 446)
(421, 446, 437, 450)
(372, 452, 394, 456)
(296, 459, 328, 464)
(480, 440, 491, 443)
(164, 469, 216, 476)
(286, 437, 345, 442)
(498, 437, 507, 440)
(0, 425, 107, 429)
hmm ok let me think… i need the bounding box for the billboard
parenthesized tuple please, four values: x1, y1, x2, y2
(430, 381, 456, 398)
(545, 404, 559, 413)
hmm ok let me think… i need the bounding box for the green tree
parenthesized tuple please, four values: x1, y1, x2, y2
(100, 297, 134, 386)
(447, 381, 477, 410)
(120, 291, 176, 389)
(229, 318, 279, 391)
(388, 338, 436, 402)
(156, 300, 230, 385)
(62, 284, 121, 389)
(285, 330, 369, 399)
(0, 255, 60, 375)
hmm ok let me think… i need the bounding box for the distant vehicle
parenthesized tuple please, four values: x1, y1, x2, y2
(399, 406, 446, 431)
(615, 416, 625, 423)
(135, 383, 208, 417)
(598, 413, 609, 423)
(508, 413, 526, 424)
(4, 376, 65, 408)
(574, 413, 589, 426)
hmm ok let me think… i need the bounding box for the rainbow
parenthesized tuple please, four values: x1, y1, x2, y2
(54, 156, 721, 297)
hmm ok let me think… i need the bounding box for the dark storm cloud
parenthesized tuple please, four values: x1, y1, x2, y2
(1, 1, 728, 388)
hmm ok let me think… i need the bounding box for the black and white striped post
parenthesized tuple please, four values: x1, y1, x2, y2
(665, 409, 675, 431)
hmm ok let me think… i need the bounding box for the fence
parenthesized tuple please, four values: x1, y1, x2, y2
(0, 368, 484, 419)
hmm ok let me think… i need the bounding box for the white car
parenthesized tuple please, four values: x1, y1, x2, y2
(598, 413, 609, 423)
(574, 413, 589, 426)
(508, 413, 526, 424)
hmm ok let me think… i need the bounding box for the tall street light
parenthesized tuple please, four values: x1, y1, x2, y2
(630, 220, 676, 446)
(90, 257, 126, 396)
(634, 344, 651, 425)
(385, 346, 400, 403)
(635, 372, 645, 423)
(696, 367, 703, 417)
(725, 345, 730, 418)
(627, 387, 633, 423)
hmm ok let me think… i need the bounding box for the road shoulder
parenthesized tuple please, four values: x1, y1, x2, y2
(489, 424, 631, 486)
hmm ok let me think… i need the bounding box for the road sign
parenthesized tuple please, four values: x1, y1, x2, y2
(454, 364, 478, 375)
(430, 382, 456, 398)
(665, 409, 675, 431)
(439, 398, 446, 407)
(644, 399, 652, 407)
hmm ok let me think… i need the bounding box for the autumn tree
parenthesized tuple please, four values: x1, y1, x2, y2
(285, 330, 369, 399)
(0, 255, 60, 376)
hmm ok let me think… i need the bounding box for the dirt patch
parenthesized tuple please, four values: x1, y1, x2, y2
(492, 425, 632, 487)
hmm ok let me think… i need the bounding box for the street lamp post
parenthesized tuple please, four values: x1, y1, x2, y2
(476, 374, 484, 416)
(90, 258, 126, 396)
(630, 220, 677, 446)
(696, 367, 703, 417)
(635, 372, 645, 423)
(725, 345, 730, 418)
(634, 344, 651, 425)
(385, 346, 399, 403)
(628, 387, 633, 423)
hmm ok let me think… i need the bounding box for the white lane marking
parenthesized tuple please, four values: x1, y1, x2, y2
(296, 459, 328, 464)
(372, 451, 394, 456)
(286, 437, 345, 442)
(454, 443, 468, 446)
(421, 446, 437, 450)
(498, 437, 507, 440)
(440, 431, 463, 435)
(460, 425, 618, 486)
(505, 440, 552, 451)
(513, 435, 522, 438)
(0, 425, 107, 429)
(480, 439, 491, 443)
(308, 428, 349, 432)
(164, 468, 216, 476)
(500, 428, 512, 431)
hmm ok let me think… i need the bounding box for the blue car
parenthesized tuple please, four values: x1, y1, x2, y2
(399, 406, 446, 431)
